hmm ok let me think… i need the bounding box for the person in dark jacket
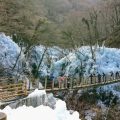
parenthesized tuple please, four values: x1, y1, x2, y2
(50, 73, 54, 81)
(48, 73, 54, 88)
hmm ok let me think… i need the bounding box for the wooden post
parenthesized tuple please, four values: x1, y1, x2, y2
(0, 112, 7, 120)
(92, 74, 96, 84)
(76, 78, 79, 87)
(81, 76, 84, 85)
(70, 78, 73, 89)
(106, 74, 111, 82)
(23, 81, 26, 96)
(24, 80, 27, 96)
(52, 80, 54, 90)
(58, 77, 61, 89)
(84, 77, 87, 85)
(65, 77, 67, 89)
(84, 76, 86, 85)
(73, 78, 75, 86)
(45, 77, 47, 90)
(90, 74, 93, 84)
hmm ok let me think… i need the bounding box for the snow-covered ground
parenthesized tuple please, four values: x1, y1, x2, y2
(0, 89, 80, 120)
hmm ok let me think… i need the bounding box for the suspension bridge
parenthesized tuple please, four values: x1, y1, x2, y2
(0, 72, 120, 102)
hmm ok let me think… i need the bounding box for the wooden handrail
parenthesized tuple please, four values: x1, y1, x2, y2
(0, 81, 27, 101)
(1, 83, 23, 88)
(43, 73, 120, 92)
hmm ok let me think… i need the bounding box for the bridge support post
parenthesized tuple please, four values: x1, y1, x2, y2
(90, 74, 93, 84)
(0, 112, 7, 120)
(24, 80, 27, 96)
(70, 78, 73, 89)
(52, 80, 54, 90)
(84, 77, 86, 85)
(81, 77, 84, 86)
(45, 77, 47, 90)
(65, 78, 67, 89)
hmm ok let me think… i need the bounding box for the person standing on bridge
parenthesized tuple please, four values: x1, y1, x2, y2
(103, 72, 106, 83)
(110, 71, 114, 80)
(50, 73, 55, 89)
(58, 74, 67, 88)
(115, 71, 120, 79)
(98, 74, 101, 83)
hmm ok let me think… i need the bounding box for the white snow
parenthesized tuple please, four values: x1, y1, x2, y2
(85, 110, 96, 120)
(0, 100, 80, 120)
(0, 33, 20, 67)
(29, 45, 68, 77)
(0, 33, 24, 74)
(28, 89, 46, 98)
(52, 46, 120, 77)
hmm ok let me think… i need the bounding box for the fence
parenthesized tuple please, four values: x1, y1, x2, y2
(0, 78, 27, 101)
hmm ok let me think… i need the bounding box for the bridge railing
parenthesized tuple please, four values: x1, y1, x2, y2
(0, 72, 120, 101)
(43, 72, 120, 90)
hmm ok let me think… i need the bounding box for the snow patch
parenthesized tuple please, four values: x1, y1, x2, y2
(28, 89, 46, 98)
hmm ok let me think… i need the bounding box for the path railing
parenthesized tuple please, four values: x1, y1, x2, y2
(0, 78, 27, 101)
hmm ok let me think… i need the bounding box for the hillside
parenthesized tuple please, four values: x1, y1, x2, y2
(2, 0, 119, 47)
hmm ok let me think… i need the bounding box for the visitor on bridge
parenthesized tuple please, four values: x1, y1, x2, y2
(58, 74, 67, 88)
(115, 71, 120, 79)
(98, 74, 101, 83)
(50, 73, 55, 89)
(103, 72, 106, 82)
(110, 71, 114, 80)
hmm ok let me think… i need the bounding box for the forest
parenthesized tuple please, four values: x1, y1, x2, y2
(0, 0, 120, 48)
